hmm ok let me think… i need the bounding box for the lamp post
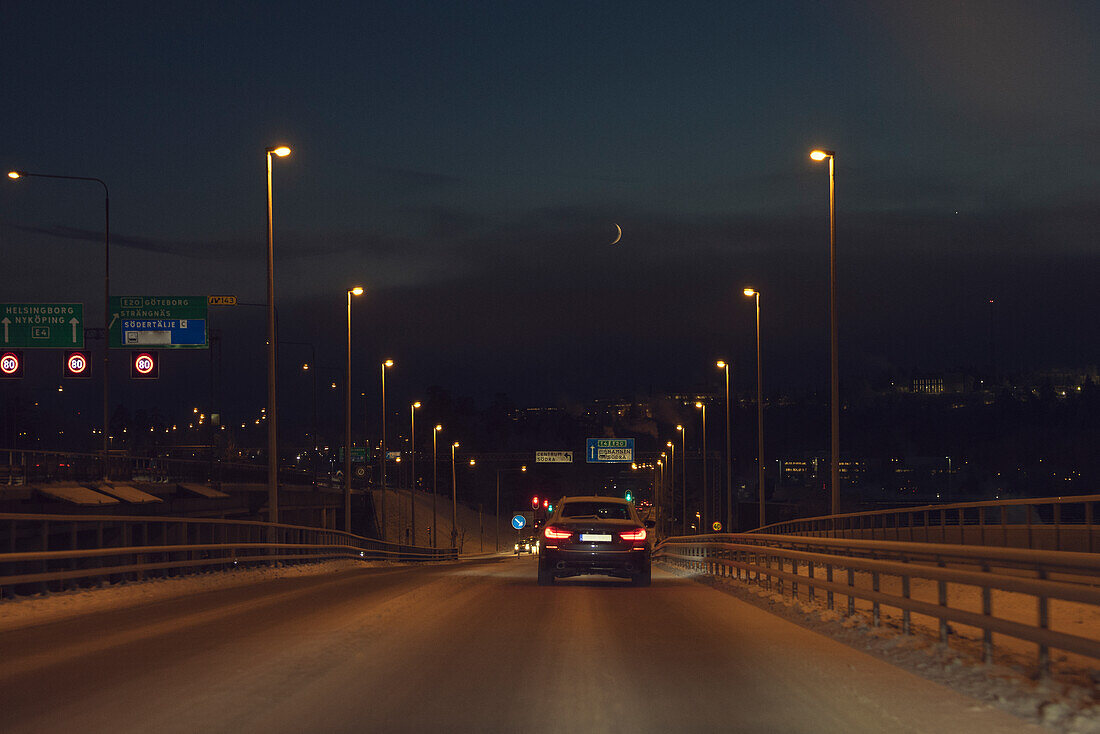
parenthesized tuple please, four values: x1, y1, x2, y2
(744, 288, 766, 527)
(496, 465, 526, 551)
(676, 424, 686, 535)
(810, 148, 839, 516)
(410, 401, 420, 544)
(8, 170, 110, 481)
(432, 424, 442, 548)
(264, 145, 291, 524)
(695, 401, 707, 531)
(716, 360, 732, 532)
(450, 441, 460, 549)
(665, 440, 675, 538)
(657, 454, 665, 532)
(379, 359, 394, 540)
(343, 287, 364, 531)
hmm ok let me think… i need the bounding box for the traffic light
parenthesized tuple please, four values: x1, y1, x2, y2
(130, 351, 159, 379)
(531, 496, 539, 509)
(0, 351, 23, 379)
(63, 351, 92, 379)
(624, 490, 633, 502)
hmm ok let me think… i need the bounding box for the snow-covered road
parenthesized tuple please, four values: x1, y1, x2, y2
(1, 557, 1049, 733)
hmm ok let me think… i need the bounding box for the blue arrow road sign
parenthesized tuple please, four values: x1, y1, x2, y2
(586, 438, 635, 463)
(511, 515, 526, 530)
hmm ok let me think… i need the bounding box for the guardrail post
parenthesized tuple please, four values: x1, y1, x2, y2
(40, 520, 49, 595)
(807, 560, 815, 603)
(901, 574, 911, 635)
(981, 563, 993, 665)
(826, 564, 834, 610)
(1037, 567, 1050, 680)
(846, 567, 854, 616)
(1088, 501, 1095, 554)
(937, 559, 948, 645)
(871, 570, 880, 627)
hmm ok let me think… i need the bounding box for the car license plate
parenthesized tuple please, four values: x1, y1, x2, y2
(580, 533, 612, 542)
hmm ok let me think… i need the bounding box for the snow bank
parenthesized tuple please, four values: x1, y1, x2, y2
(658, 561, 1100, 734)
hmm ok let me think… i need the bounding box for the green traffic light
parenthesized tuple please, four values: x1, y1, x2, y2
(624, 490, 633, 502)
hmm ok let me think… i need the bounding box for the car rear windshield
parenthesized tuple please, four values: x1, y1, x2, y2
(561, 501, 631, 520)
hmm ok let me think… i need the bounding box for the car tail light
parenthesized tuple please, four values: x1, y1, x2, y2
(620, 528, 647, 541)
(544, 526, 572, 540)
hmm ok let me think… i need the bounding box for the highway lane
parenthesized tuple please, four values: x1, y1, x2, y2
(0, 557, 1045, 733)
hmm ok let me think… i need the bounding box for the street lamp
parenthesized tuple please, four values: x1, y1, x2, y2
(496, 465, 526, 551)
(695, 401, 707, 531)
(8, 170, 110, 482)
(716, 360, 732, 533)
(344, 286, 364, 532)
(410, 401, 421, 544)
(676, 424, 686, 535)
(265, 144, 291, 524)
(810, 148, 840, 516)
(379, 358, 394, 541)
(451, 441, 460, 549)
(665, 440, 675, 538)
(432, 424, 442, 548)
(744, 288, 766, 527)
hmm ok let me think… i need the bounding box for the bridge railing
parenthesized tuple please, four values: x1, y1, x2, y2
(655, 533, 1100, 678)
(754, 494, 1100, 553)
(0, 512, 457, 597)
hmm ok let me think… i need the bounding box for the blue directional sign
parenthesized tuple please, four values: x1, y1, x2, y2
(511, 515, 526, 530)
(586, 438, 635, 463)
(109, 296, 207, 349)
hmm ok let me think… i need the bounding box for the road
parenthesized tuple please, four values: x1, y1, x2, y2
(1, 557, 1044, 733)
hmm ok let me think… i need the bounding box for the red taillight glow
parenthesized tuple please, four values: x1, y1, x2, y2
(620, 528, 647, 541)
(544, 526, 572, 540)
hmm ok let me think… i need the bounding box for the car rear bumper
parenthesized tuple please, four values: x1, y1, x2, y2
(540, 546, 650, 578)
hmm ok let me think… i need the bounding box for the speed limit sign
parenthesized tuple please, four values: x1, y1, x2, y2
(130, 351, 159, 379)
(64, 351, 92, 379)
(0, 351, 22, 379)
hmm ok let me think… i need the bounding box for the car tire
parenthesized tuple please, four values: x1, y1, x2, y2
(632, 564, 651, 587)
(537, 560, 555, 586)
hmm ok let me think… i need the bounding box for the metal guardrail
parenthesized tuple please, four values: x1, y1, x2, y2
(655, 533, 1100, 677)
(755, 494, 1100, 553)
(0, 512, 457, 596)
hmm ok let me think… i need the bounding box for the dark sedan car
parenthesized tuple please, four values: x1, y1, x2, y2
(537, 496, 651, 586)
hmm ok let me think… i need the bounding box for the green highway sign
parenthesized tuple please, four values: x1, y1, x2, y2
(109, 296, 208, 349)
(0, 303, 84, 348)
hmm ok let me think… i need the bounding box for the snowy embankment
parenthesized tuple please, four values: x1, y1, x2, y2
(0, 560, 382, 633)
(659, 561, 1100, 734)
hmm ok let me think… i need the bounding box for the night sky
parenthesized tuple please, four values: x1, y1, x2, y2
(3, 1, 1098, 429)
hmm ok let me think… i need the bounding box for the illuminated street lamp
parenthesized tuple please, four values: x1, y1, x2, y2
(450, 441, 461, 549)
(344, 286, 364, 531)
(265, 144, 291, 524)
(665, 440, 675, 537)
(379, 359, 394, 541)
(810, 148, 840, 516)
(432, 424, 443, 548)
(716, 360, 732, 533)
(744, 288, 766, 527)
(676, 424, 686, 535)
(8, 169, 110, 482)
(410, 401, 421, 544)
(695, 401, 707, 531)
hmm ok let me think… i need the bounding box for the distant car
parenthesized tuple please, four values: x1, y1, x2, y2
(537, 496, 651, 586)
(514, 536, 537, 555)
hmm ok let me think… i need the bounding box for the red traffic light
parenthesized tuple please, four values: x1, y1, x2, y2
(0, 351, 23, 379)
(542, 499, 548, 509)
(130, 351, 159, 379)
(531, 496, 539, 509)
(64, 351, 92, 379)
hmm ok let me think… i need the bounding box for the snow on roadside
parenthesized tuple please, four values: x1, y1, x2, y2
(0, 559, 388, 633)
(658, 562, 1100, 734)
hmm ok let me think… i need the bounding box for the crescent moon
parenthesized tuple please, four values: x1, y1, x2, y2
(610, 223, 622, 245)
